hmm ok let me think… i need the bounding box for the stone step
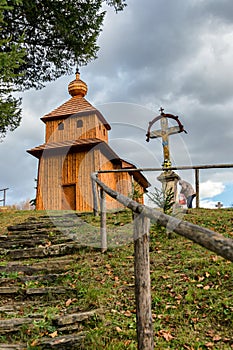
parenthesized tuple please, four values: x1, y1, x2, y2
(0, 344, 27, 350)
(0, 286, 75, 296)
(34, 333, 87, 349)
(0, 257, 77, 275)
(0, 317, 39, 333)
(4, 242, 84, 260)
(6, 229, 62, 237)
(0, 310, 100, 334)
(0, 235, 73, 249)
(54, 309, 101, 326)
(0, 214, 103, 349)
(0, 300, 61, 314)
(7, 223, 56, 232)
(7, 218, 86, 233)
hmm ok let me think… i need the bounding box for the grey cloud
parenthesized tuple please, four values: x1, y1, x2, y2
(202, 0, 233, 23)
(1, 0, 233, 205)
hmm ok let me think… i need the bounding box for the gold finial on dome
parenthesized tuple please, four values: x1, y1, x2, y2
(68, 70, 88, 97)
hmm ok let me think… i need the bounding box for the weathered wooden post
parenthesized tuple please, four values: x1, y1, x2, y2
(134, 214, 154, 350)
(100, 188, 107, 252)
(0, 188, 9, 207)
(92, 178, 99, 216)
(195, 168, 200, 208)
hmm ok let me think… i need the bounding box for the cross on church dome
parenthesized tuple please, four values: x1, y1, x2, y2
(68, 71, 88, 97)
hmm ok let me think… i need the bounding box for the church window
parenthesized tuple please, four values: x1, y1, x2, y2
(58, 122, 64, 130)
(77, 119, 83, 128)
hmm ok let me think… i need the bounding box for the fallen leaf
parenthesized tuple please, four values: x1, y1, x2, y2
(49, 330, 58, 338)
(162, 275, 170, 279)
(211, 255, 218, 262)
(205, 342, 214, 348)
(203, 285, 210, 290)
(175, 294, 183, 300)
(115, 326, 122, 333)
(65, 298, 72, 307)
(124, 310, 132, 317)
(30, 339, 38, 347)
(206, 330, 214, 337)
(111, 309, 117, 313)
(165, 304, 177, 310)
(158, 329, 174, 341)
(198, 276, 205, 282)
(124, 340, 132, 346)
(213, 335, 221, 341)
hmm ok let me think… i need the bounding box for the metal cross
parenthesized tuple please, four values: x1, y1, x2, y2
(146, 108, 187, 168)
(215, 201, 223, 209)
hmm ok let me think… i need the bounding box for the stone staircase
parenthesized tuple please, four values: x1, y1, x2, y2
(0, 214, 102, 349)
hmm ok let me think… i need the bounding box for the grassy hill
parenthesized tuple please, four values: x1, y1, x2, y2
(0, 208, 232, 349)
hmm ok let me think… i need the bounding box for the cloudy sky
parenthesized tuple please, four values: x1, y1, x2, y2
(1, 0, 233, 208)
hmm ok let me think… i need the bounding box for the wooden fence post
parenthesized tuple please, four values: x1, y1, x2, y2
(134, 214, 154, 350)
(100, 188, 107, 253)
(92, 178, 99, 216)
(195, 169, 200, 208)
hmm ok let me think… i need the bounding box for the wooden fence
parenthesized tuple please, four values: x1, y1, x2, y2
(0, 188, 9, 207)
(91, 172, 233, 350)
(96, 163, 233, 208)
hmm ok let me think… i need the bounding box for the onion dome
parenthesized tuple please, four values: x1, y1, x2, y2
(68, 71, 88, 97)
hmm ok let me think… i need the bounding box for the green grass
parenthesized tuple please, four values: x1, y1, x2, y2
(0, 209, 44, 234)
(0, 208, 232, 349)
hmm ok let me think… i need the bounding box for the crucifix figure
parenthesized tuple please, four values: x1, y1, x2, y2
(146, 107, 187, 168)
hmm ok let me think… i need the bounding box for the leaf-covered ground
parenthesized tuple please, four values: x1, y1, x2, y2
(0, 208, 232, 349)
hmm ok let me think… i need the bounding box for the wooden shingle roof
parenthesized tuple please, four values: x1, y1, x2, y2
(41, 96, 111, 130)
(27, 139, 150, 189)
(27, 138, 104, 158)
(43, 96, 95, 119)
(41, 72, 111, 130)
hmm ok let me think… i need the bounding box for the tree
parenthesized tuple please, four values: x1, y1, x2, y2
(0, 0, 26, 139)
(1, 0, 126, 90)
(0, 0, 126, 138)
(146, 186, 175, 215)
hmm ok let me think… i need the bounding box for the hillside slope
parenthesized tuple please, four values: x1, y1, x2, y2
(0, 209, 232, 349)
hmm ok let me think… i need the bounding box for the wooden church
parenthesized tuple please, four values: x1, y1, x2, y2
(27, 73, 149, 211)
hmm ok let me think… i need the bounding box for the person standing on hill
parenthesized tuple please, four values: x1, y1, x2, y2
(179, 179, 196, 208)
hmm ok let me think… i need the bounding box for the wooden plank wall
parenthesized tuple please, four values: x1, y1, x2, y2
(75, 150, 95, 211)
(45, 114, 108, 143)
(36, 153, 65, 210)
(36, 143, 145, 212)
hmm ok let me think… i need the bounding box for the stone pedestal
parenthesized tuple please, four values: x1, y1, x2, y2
(157, 170, 180, 204)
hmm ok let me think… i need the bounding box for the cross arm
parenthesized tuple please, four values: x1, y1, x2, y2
(150, 125, 181, 139)
(146, 113, 187, 142)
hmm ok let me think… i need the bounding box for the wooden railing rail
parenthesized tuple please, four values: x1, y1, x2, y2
(96, 163, 233, 208)
(91, 172, 233, 350)
(92, 172, 233, 262)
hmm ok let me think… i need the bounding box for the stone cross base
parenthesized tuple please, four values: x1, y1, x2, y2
(157, 170, 180, 204)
